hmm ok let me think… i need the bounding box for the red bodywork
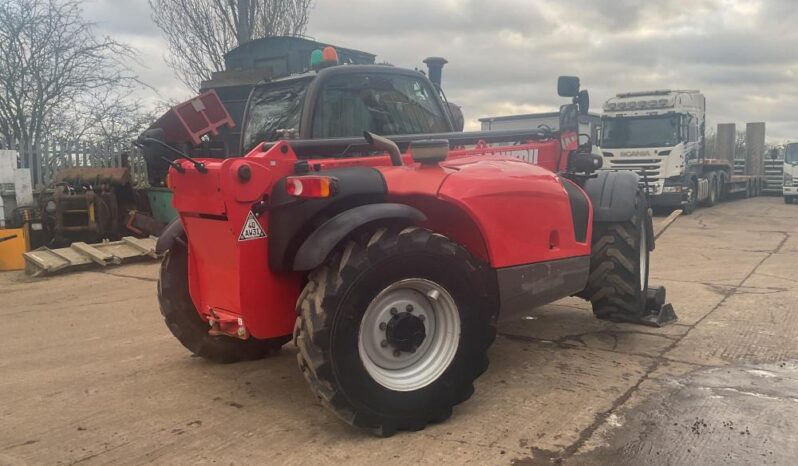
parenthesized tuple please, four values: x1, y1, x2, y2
(169, 132, 592, 340)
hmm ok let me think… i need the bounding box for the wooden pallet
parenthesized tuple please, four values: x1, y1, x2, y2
(23, 236, 158, 276)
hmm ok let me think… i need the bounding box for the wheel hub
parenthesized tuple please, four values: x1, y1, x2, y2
(385, 312, 426, 353)
(358, 278, 461, 392)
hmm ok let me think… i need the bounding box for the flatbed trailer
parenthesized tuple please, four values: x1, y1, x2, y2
(693, 159, 766, 202)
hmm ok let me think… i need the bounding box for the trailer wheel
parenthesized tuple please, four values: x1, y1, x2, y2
(718, 176, 727, 202)
(701, 173, 719, 207)
(158, 243, 289, 363)
(682, 178, 697, 215)
(580, 189, 651, 321)
(785, 196, 794, 205)
(295, 227, 496, 436)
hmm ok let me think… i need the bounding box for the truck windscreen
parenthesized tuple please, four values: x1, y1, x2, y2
(601, 115, 681, 149)
(786, 144, 798, 164)
(241, 79, 311, 152)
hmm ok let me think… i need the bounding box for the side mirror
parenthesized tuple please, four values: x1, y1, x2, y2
(558, 76, 580, 97)
(559, 104, 579, 132)
(577, 90, 590, 115)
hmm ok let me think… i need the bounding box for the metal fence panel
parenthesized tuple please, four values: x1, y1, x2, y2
(17, 141, 148, 188)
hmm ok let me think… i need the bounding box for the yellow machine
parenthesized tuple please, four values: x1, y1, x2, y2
(0, 227, 26, 271)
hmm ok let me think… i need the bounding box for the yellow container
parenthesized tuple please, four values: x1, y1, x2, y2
(0, 228, 26, 271)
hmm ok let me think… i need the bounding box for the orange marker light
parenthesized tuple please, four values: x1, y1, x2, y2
(322, 46, 339, 64)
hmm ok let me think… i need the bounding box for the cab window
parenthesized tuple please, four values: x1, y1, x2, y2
(312, 73, 450, 138)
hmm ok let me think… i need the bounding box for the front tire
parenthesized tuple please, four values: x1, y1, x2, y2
(158, 243, 289, 363)
(294, 227, 497, 436)
(580, 189, 651, 321)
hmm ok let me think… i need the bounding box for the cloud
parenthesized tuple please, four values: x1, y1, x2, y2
(85, 0, 798, 142)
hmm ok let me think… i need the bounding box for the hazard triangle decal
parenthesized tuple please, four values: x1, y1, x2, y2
(238, 211, 267, 241)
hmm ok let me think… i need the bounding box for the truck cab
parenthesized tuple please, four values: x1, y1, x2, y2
(600, 90, 705, 203)
(784, 143, 798, 204)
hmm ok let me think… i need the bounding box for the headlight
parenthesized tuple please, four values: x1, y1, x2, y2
(784, 173, 793, 187)
(662, 186, 682, 193)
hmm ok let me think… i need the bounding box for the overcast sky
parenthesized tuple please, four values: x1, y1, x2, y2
(83, 0, 798, 142)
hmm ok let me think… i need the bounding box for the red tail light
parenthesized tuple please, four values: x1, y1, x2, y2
(286, 176, 336, 198)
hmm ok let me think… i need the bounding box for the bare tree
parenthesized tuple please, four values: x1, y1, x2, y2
(149, 0, 313, 90)
(0, 0, 138, 158)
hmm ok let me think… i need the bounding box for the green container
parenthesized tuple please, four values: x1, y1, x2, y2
(145, 187, 178, 224)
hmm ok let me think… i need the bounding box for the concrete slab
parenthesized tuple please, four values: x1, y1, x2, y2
(554, 363, 798, 466)
(0, 196, 796, 465)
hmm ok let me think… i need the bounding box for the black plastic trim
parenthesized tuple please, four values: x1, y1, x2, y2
(155, 218, 185, 255)
(496, 256, 590, 314)
(582, 171, 641, 223)
(293, 203, 427, 271)
(561, 179, 590, 243)
(268, 166, 388, 272)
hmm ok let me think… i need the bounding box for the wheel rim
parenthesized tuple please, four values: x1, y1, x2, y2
(639, 223, 648, 291)
(358, 278, 461, 392)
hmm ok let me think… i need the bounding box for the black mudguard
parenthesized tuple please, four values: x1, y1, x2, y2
(155, 217, 185, 255)
(292, 203, 426, 271)
(583, 171, 655, 251)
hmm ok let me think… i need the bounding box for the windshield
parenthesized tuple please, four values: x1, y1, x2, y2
(601, 115, 681, 149)
(786, 144, 798, 164)
(312, 73, 450, 138)
(241, 79, 310, 152)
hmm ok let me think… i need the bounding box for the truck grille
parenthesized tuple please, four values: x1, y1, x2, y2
(603, 159, 664, 194)
(606, 159, 663, 178)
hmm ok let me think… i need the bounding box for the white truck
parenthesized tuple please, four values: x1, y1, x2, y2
(784, 143, 798, 204)
(600, 90, 765, 213)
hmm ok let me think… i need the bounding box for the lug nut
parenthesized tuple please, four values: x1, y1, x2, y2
(390, 307, 398, 315)
(380, 340, 388, 348)
(379, 322, 387, 331)
(393, 350, 401, 357)
(406, 304, 414, 312)
(237, 327, 246, 337)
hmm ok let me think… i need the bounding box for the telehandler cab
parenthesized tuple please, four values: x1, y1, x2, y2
(151, 65, 673, 436)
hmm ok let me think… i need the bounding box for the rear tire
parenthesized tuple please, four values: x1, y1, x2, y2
(580, 189, 651, 321)
(158, 243, 289, 363)
(295, 227, 497, 436)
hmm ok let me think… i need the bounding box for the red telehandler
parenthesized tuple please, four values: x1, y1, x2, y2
(145, 63, 675, 436)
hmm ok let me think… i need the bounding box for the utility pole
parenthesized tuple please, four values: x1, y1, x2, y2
(237, 0, 251, 46)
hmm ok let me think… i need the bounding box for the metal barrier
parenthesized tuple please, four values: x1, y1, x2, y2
(16, 141, 148, 189)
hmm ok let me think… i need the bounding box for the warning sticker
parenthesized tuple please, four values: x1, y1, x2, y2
(238, 211, 267, 241)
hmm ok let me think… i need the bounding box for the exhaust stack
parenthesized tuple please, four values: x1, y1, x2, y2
(423, 57, 448, 88)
